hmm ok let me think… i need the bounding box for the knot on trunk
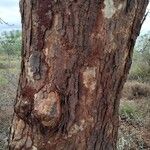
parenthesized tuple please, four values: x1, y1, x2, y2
(33, 91, 61, 128)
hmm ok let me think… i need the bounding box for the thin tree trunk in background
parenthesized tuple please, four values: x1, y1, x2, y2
(9, 0, 148, 149)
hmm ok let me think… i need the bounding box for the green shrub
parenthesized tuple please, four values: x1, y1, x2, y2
(0, 30, 21, 56)
(119, 101, 142, 125)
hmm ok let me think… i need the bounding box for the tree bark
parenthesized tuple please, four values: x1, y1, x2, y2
(9, 0, 148, 149)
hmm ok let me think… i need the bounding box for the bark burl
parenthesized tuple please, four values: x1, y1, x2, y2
(9, 0, 148, 149)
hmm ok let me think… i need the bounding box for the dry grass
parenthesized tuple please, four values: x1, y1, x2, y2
(122, 81, 150, 100)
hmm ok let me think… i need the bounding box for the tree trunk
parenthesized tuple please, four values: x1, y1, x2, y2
(9, 0, 148, 149)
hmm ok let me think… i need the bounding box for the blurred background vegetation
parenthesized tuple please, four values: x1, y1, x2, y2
(0, 30, 21, 149)
(0, 30, 149, 149)
(129, 32, 150, 82)
(0, 30, 21, 56)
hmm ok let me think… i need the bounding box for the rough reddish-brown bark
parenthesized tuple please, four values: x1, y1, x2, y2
(9, 0, 148, 149)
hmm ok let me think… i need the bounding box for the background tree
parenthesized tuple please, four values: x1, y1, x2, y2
(9, 0, 148, 150)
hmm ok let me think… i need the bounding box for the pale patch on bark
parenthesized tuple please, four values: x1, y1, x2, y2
(91, 33, 102, 39)
(13, 138, 27, 149)
(118, 3, 123, 10)
(32, 146, 38, 150)
(106, 33, 117, 53)
(68, 120, 86, 137)
(106, 122, 113, 137)
(102, 0, 123, 18)
(26, 136, 32, 149)
(102, 0, 116, 18)
(44, 47, 55, 59)
(14, 119, 25, 140)
(83, 67, 96, 91)
(9, 118, 33, 149)
(43, 14, 62, 65)
(54, 14, 59, 28)
(26, 62, 34, 82)
(26, 51, 41, 81)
